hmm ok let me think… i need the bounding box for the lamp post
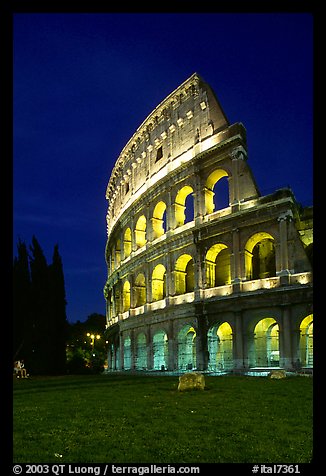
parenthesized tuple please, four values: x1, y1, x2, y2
(87, 332, 101, 351)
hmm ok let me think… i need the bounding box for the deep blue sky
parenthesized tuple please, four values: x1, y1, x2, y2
(13, 13, 313, 323)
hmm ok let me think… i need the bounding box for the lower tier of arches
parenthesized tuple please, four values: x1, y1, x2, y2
(105, 302, 313, 373)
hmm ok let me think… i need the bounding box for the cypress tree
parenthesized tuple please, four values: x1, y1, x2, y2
(48, 244, 68, 374)
(13, 239, 32, 361)
(29, 236, 51, 374)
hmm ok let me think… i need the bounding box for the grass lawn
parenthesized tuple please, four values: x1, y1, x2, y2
(13, 373, 313, 464)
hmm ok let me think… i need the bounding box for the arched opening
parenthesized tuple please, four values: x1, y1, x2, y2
(152, 264, 166, 302)
(178, 326, 196, 370)
(135, 215, 147, 249)
(205, 243, 231, 288)
(124, 228, 132, 258)
(205, 169, 229, 214)
(299, 314, 313, 367)
(115, 239, 121, 268)
(245, 232, 276, 280)
(134, 273, 146, 307)
(175, 254, 194, 295)
(207, 322, 233, 371)
(135, 333, 147, 370)
(175, 185, 194, 227)
(123, 336, 131, 370)
(152, 330, 168, 370)
(122, 280, 131, 312)
(152, 201, 167, 238)
(252, 318, 279, 367)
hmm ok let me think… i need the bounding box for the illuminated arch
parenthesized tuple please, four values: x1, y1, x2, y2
(115, 239, 121, 268)
(178, 325, 196, 370)
(175, 254, 194, 295)
(205, 243, 231, 288)
(175, 185, 194, 227)
(122, 280, 131, 312)
(205, 169, 229, 214)
(252, 318, 279, 367)
(152, 330, 168, 370)
(152, 264, 166, 301)
(244, 232, 276, 280)
(124, 227, 132, 258)
(207, 322, 233, 371)
(135, 215, 147, 248)
(134, 273, 146, 307)
(152, 201, 167, 238)
(123, 336, 131, 370)
(135, 333, 147, 370)
(299, 314, 313, 367)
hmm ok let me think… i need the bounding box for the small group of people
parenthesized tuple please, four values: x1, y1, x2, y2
(13, 359, 29, 378)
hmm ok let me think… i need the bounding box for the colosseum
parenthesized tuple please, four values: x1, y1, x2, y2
(103, 72, 313, 374)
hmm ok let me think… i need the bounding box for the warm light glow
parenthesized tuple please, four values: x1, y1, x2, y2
(135, 215, 147, 248)
(205, 169, 228, 214)
(175, 186, 194, 227)
(152, 264, 166, 302)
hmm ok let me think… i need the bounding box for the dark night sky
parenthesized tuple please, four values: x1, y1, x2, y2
(13, 12, 313, 323)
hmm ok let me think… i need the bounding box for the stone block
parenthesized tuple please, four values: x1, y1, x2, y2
(269, 369, 287, 379)
(178, 372, 205, 391)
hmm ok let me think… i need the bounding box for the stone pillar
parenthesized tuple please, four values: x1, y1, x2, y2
(119, 332, 124, 370)
(279, 306, 293, 370)
(195, 306, 208, 371)
(277, 210, 293, 284)
(230, 146, 247, 211)
(234, 312, 244, 369)
(231, 228, 242, 291)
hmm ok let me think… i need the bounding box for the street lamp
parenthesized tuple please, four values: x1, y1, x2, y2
(87, 332, 101, 351)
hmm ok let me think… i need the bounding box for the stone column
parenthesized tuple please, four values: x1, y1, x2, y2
(230, 146, 247, 211)
(277, 210, 293, 284)
(234, 312, 244, 369)
(232, 228, 242, 291)
(280, 306, 293, 370)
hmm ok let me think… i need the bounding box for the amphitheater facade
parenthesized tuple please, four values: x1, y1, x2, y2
(103, 73, 313, 373)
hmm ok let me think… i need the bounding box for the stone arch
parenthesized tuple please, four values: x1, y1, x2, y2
(135, 332, 147, 370)
(299, 314, 313, 368)
(177, 325, 196, 370)
(122, 280, 131, 312)
(207, 322, 233, 371)
(123, 335, 131, 370)
(152, 201, 167, 238)
(152, 330, 168, 370)
(251, 317, 280, 368)
(244, 232, 276, 280)
(124, 227, 132, 258)
(205, 243, 231, 288)
(205, 168, 229, 214)
(175, 185, 194, 227)
(175, 254, 194, 294)
(115, 239, 121, 268)
(152, 264, 166, 301)
(134, 273, 146, 307)
(135, 215, 147, 249)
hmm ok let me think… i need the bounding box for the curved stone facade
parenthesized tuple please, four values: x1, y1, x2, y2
(104, 73, 313, 373)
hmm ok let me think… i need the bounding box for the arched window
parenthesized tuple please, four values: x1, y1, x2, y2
(152, 330, 168, 370)
(123, 336, 131, 370)
(207, 322, 233, 371)
(178, 325, 196, 370)
(115, 239, 121, 268)
(252, 318, 279, 367)
(135, 215, 147, 248)
(205, 169, 229, 214)
(152, 201, 167, 238)
(299, 314, 313, 367)
(135, 333, 147, 370)
(174, 186, 194, 227)
(245, 232, 276, 280)
(124, 228, 132, 258)
(205, 243, 231, 288)
(134, 273, 146, 307)
(152, 264, 166, 301)
(123, 281, 131, 312)
(175, 254, 194, 294)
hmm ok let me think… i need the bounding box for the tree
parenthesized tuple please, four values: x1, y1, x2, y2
(13, 239, 32, 361)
